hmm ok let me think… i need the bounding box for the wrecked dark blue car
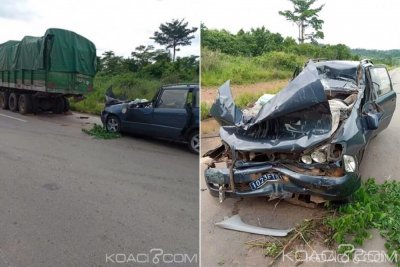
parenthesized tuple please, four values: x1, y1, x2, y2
(204, 60, 396, 202)
(101, 84, 199, 153)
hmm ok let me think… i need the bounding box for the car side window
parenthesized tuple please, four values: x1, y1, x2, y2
(370, 67, 392, 97)
(157, 89, 188, 109)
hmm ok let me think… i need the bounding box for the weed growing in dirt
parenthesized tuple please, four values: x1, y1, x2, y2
(82, 124, 121, 139)
(245, 178, 400, 265)
(201, 102, 211, 120)
(325, 178, 400, 258)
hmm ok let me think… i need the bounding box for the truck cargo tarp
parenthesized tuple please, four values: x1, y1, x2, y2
(0, 28, 96, 76)
(0, 41, 20, 71)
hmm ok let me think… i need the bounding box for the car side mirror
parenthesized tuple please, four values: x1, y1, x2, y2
(366, 113, 379, 130)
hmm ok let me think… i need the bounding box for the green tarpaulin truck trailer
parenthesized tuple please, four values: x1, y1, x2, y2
(0, 28, 96, 114)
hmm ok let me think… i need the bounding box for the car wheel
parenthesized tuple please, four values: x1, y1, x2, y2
(106, 115, 121, 133)
(8, 93, 19, 112)
(0, 91, 10, 109)
(18, 94, 32, 115)
(188, 131, 199, 154)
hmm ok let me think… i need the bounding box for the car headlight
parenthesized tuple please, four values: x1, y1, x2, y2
(311, 150, 327, 163)
(301, 155, 312, 164)
(343, 155, 356, 172)
(301, 145, 330, 164)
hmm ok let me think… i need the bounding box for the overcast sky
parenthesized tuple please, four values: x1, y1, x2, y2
(201, 0, 400, 50)
(1, 0, 398, 57)
(0, 0, 200, 58)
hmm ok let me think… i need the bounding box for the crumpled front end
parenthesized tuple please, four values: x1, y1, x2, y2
(204, 61, 362, 202)
(204, 142, 360, 202)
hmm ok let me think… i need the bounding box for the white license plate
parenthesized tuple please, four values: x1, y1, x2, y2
(249, 173, 282, 190)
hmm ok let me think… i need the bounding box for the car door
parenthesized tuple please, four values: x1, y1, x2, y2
(152, 88, 189, 139)
(368, 66, 397, 133)
(124, 103, 155, 135)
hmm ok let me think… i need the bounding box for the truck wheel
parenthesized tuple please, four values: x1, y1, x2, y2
(188, 131, 199, 154)
(0, 91, 10, 110)
(8, 93, 19, 112)
(63, 97, 70, 112)
(52, 97, 65, 114)
(18, 94, 33, 115)
(106, 115, 121, 133)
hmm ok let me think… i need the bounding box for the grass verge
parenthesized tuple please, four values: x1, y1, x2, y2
(246, 178, 400, 266)
(201, 48, 305, 86)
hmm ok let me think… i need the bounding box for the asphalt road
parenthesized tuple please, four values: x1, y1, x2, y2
(200, 68, 400, 267)
(0, 111, 199, 266)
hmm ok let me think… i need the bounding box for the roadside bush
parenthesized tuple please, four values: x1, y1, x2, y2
(201, 48, 300, 86)
(201, 102, 211, 120)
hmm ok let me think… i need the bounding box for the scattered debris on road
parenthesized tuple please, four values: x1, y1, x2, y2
(215, 214, 293, 237)
(82, 124, 121, 139)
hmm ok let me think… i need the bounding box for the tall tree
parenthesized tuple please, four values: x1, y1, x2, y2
(131, 45, 168, 68)
(151, 18, 197, 61)
(279, 0, 324, 44)
(100, 51, 124, 75)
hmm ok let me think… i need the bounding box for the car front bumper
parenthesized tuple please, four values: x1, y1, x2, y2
(100, 111, 108, 125)
(204, 163, 360, 200)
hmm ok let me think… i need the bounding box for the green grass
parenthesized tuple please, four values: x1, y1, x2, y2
(201, 48, 306, 86)
(70, 73, 162, 115)
(244, 178, 400, 266)
(325, 178, 400, 258)
(201, 102, 211, 120)
(82, 124, 121, 139)
(70, 68, 198, 115)
(235, 92, 264, 109)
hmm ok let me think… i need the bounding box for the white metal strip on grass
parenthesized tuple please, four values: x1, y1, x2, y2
(215, 214, 293, 236)
(0, 113, 27, 122)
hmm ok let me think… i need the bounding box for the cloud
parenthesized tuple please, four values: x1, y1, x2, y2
(0, 0, 34, 20)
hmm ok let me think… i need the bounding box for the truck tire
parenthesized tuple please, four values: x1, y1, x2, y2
(63, 97, 70, 112)
(0, 91, 10, 110)
(18, 94, 33, 114)
(52, 97, 65, 114)
(8, 93, 19, 112)
(188, 131, 199, 154)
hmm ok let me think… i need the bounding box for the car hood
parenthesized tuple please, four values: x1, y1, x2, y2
(210, 61, 335, 152)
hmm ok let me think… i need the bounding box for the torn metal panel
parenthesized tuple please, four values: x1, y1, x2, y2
(215, 214, 293, 237)
(210, 80, 243, 126)
(210, 62, 337, 152)
(245, 61, 330, 128)
(219, 123, 333, 153)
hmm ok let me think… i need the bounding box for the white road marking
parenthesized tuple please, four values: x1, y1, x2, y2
(0, 113, 27, 122)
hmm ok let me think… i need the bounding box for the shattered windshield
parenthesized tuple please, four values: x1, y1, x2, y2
(316, 62, 358, 90)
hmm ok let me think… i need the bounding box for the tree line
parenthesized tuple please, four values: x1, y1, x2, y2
(201, 24, 356, 61)
(96, 18, 198, 83)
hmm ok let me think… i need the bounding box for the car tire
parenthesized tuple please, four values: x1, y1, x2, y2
(106, 115, 121, 133)
(18, 94, 33, 115)
(8, 93, 19, 112)
(188, 131, 199, 154)
(0, 91, 10, 110)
